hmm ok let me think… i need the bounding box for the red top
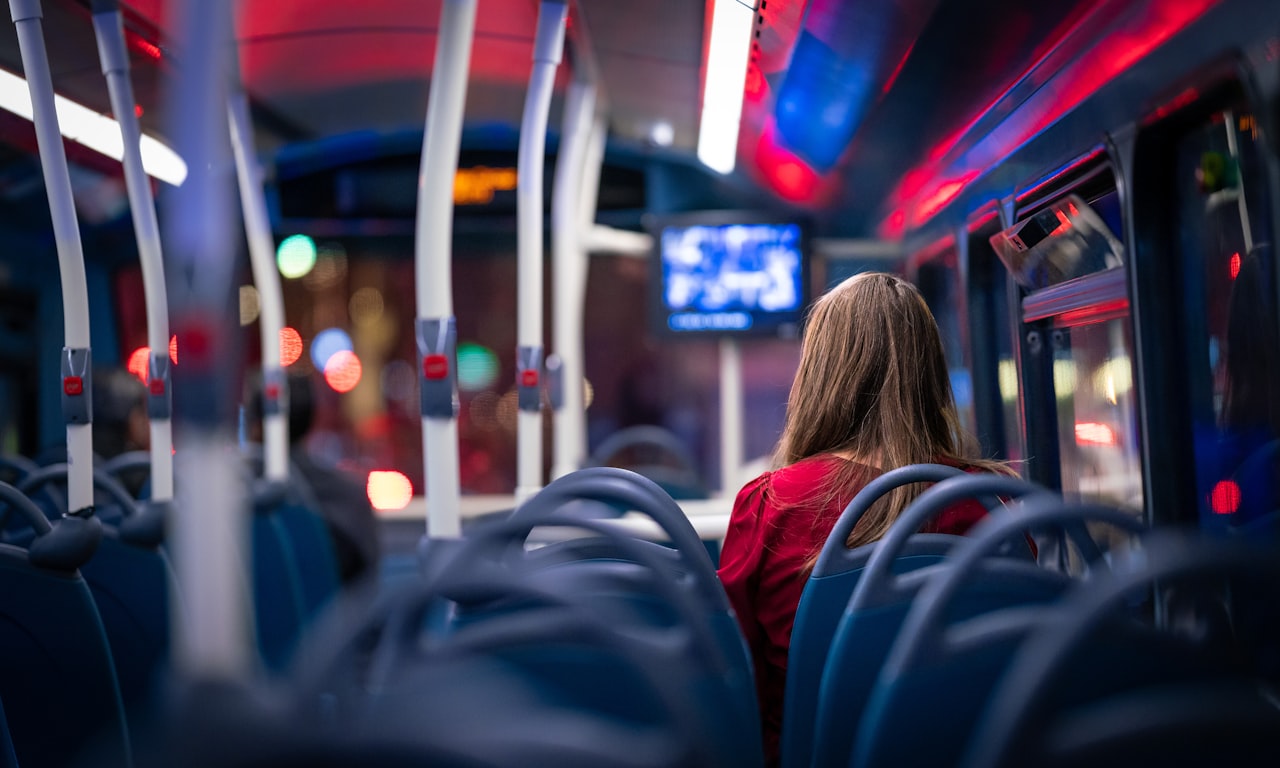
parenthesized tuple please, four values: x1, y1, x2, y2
(717, 454, 991, 764)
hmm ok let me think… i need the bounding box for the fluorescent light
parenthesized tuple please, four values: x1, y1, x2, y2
(697, 0, 755, 174)
(0, 67, 186, 186)
(650, 121, 674, 147)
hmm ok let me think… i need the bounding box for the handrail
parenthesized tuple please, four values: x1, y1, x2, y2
(228, 77, 289, 483)
(515, 0, 568, 503)
(549, 77, 596, 480)
(90, 0, 174, 502)
(9, 0, 95, 513)
(413, 0, 477, 539)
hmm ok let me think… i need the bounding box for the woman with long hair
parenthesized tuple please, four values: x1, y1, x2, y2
(717, 271, 1008, 764)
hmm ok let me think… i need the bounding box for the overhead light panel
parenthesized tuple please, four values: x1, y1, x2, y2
(697, 0, 756, 174)
(0, 67, 186, 186)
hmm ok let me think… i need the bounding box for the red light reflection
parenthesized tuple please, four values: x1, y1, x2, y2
(1075, 421, 1116, 446)
(1210, 479, 1241, 515)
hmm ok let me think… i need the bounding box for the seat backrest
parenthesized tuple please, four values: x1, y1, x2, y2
(803, 474, 1045, 767)
(784, 468, 1037, 768)
(0, 482, 130, 768)
(854, 501, 1145, 768)
(781, 534, 955, 768)
(14, 464, 176, 729)
(251, 510, 307, 671)
(964, 533, 1280, 768)
(267, 497, 340, 618)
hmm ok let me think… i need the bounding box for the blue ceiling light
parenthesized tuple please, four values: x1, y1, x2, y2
(774, 30, 876, 172)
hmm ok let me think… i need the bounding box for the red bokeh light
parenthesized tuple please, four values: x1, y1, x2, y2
(279, 326, 303, 367)
(1210, 480, 1241, 515)
(323, 350, 362, 393)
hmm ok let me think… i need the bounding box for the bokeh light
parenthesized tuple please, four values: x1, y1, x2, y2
(127, 347, 150, 384)
(496, 390, 519, 432)
(279, 326, 303, 367)
(127, 336, 179, 383)
(367, 470, 413, 510)
(276, 234, 317, 279)
(240, 285, 260, 325)
(456, 343, 499, 391)
(469, 391, 500, 430)
(310, 327, 353, 369)
(304, 244, 348, 290)
(324, 350, 362, 393)
(350, 286, 385, 327)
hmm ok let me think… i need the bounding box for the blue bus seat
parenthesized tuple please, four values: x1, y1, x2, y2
(16, 466, 175, 741)
(0, 483, 131, 768)
(254, 479, 340, 618)
(781, 463, 967, 768)
(250, 509, 307, 672)
(965, 533, 1277, 768)
(803, 473, 1046, 767)
(852, 501, 1147, 768)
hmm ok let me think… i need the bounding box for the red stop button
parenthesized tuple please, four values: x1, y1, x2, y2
(423, 354, 449, 381)
(63, 376, 83, 396)
(520, 369, 539, 388)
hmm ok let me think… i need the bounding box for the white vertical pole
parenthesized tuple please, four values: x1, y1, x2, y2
(550, 79, 595, 480)
(415, 0, 477, 539)
(10, 0, 94, 513)
(516, 1, 568, 503)
(227, 89, 288, 483)
(91, 2, 174, 501)
(719, 336, 744, 494)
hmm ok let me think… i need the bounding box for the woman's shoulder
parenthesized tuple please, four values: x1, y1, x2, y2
(736, 454, 866, 509)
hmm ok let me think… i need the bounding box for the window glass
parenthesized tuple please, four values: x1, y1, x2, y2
(1176, 105, 1278, 530)
(1051, 317, 1144, 511)
(917, 255, 976, 437)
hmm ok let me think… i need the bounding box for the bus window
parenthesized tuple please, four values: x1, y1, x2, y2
(1174, 105, 1278, 529)
(1051, 317, 1143, 511)
(916, 252, 977, 438)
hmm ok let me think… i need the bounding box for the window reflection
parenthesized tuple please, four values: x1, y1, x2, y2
(1052, 318, 1143, 511)
(1177, 106, 1279, 530)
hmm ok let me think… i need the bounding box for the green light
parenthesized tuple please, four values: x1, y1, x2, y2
(277, 234, 317, 279)
(456, 343, 499, 392)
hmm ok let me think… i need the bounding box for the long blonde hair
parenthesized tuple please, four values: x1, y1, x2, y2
(775, 272, 1007, 553)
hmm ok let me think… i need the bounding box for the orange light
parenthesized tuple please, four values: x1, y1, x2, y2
(1074, 421, 1116, 446)
(367, 470, 414, 511)
(1230, 252, 1241, 280)
(1210, 480, 1241, 515)
(279, 326, 303, 367)
(454, 167, 517, 205)
(127, 346, 150, 383)
(323, 350, 362, 393)
(168, 335, 178, 364)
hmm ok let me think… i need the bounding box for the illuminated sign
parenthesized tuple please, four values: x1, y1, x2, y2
(454, 166, 518, 205)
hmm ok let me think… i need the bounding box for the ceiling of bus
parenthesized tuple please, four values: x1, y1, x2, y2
(0, 0, 1233, 237)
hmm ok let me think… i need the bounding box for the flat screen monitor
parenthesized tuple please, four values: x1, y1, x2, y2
(650, 214, 808, 338)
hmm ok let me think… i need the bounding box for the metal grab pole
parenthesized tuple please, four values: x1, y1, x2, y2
(415, 0, 477, 539)
(164, 0, 249, 680)
(550, 79, 595, 480)
(90, 0, 174, 501)
(227, 88, 288, 484)
(719, 336, 744, 494)
(516, 0, 568, 503)
(9, 0, 94, 513)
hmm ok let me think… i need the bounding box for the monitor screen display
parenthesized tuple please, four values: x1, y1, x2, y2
(652, 218, 807, 338)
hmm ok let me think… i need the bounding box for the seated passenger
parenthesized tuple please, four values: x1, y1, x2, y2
(717, 272, 1010, 764)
